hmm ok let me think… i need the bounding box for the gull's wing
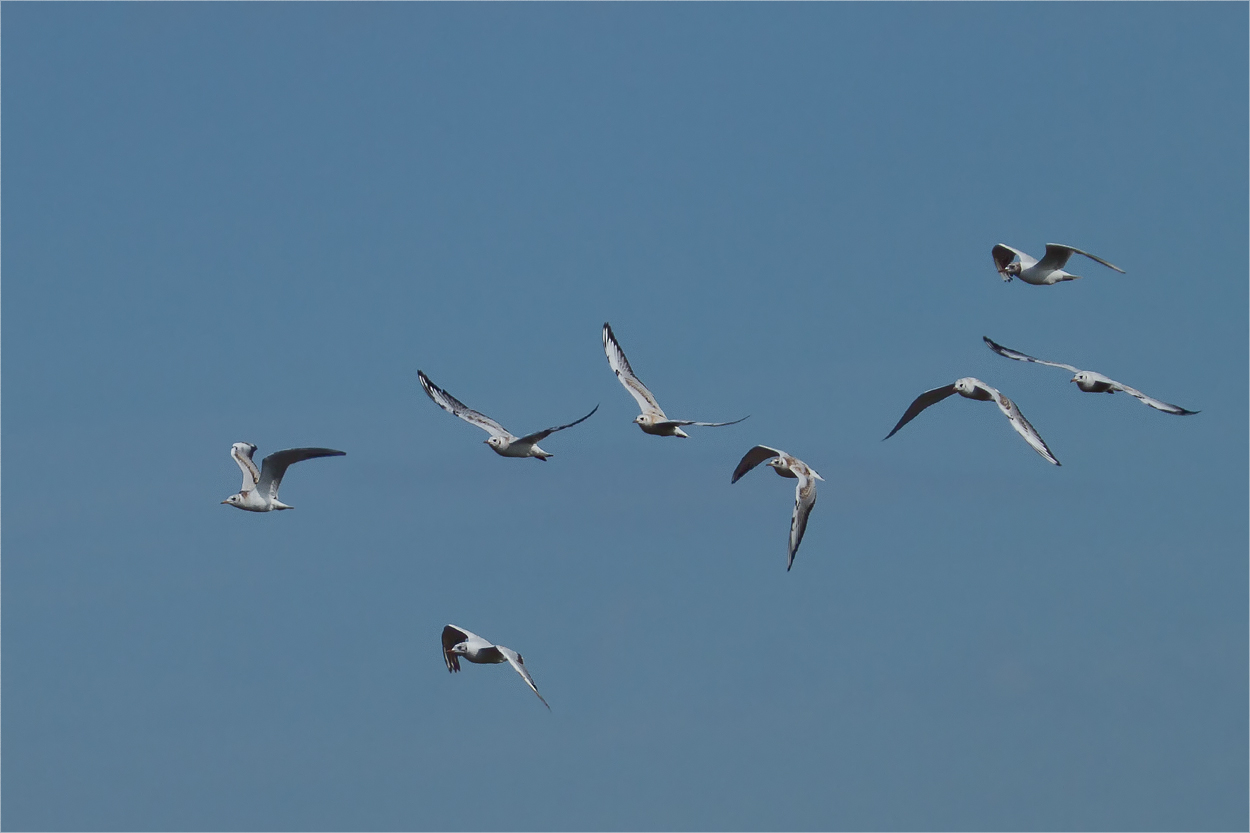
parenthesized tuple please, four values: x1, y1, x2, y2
(231, 442, 260, 492)
(731, 445, 785, 483)
(442, 624, 493, 672)
(441, 624, 472, 672)
(498, 646, 550, 710)
(1106, 379, 1199, 416)
(602, 322, 666, 418)
(787, 472, 818, 571)
(665, 416, 750, 429)
(1041, 244, 1125, 274)
(256, 448, 346, 501)
(983, 337, 1081, 373)
(515, 404, 600, 445)
(984, 387, 1061, 466)
(992, 244, 1034, 279)
(418, 371, 514, 440)
(883, 384, 959, 440)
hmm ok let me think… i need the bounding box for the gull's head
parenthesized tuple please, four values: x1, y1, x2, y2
(1071, 372, 1097, 391)
(953, 377, 977, 395)
(448, 642, 468, 656)
(485, 436, 507, 450)
(1004, 262, 1022, 277)
(766, 457, 785, 473)
(221, 494, 242, 507)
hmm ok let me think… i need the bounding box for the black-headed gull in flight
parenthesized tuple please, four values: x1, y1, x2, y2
(732, 446, 824, 571)
(441, 624, 549, 710)
(418, 370, 597, 461)
(884, 378, 1061, 466)
(992, 243, 1124, 285)
(983, 337, 1198, 415)
(602, 322, 747, 437)
(222, 442, 345, 511)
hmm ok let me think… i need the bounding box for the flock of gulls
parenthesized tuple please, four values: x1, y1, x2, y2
(220, 242, 1198, 708)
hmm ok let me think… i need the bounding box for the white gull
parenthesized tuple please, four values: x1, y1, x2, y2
(442, 624, 549, 710)
(992, 243, 1124, 285)
(732, 445, 824, 571)
(884, 378, 1060, 466)
(222, 442, 346, 511)
(984, 337, 1198, 415)
(602, 322, 747, 437)
(418, 370, 597, 461)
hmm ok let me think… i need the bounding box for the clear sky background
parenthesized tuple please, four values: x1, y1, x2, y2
(3, 4, 1246, 831)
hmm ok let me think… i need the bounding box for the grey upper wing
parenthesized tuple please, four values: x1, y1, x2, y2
(668, 415, 750, 429)
(1042, 243, 1125, 274)
(1108, 380, 1199, 415)
(987, 390, 1061, 466)
(418, 371, 514, 440)
(731, 445, 785, 484)
(983, 337, 1081, 373)
(515, 404, 600, 445)
(498, 646, 550, 710)
(257, 448, 346, 499)
(787, 473, 818, 571)
(603, 322, 666, 417)
(883, 384, 959, 440)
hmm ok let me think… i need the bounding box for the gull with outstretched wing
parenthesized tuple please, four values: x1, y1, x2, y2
(983, 337, 1198, 415)
(602, 322, 747, 437)
(992, 242, 1124, 285)
(732, 445, 824, 571)
(441, 624, 549, 710)
(418, 370, 597, 460)
(884, 378, 1061, 466)
(222, 443, 346, 511)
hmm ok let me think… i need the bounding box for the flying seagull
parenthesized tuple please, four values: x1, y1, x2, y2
(884, 378, 1061, 465)
(418, 370, 597, 460)
(731, 446, 824, 571)
(441, 624, 550, 710)
(222, 442, 345, 511)
(602, 322, 747, 437)
(983, 337, 1198, 415)
(992, 243, 1124, 285)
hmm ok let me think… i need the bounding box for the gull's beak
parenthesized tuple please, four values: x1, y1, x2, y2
(221, 499, 230, 504)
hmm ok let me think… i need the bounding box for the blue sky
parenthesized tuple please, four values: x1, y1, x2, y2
(3, 4, 1246, 831)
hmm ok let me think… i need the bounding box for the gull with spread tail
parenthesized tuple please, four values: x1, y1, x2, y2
(418, 370, 597, 460)
(222, 442, 345, 511)
(732, 445, 824, 571)
(602, 322, 747, 437)
(441, 625, 550, 710)
(884, 378, 1061, 465)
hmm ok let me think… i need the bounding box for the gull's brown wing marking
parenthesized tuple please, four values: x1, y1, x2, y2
(988, 389, 1061, 466)
(787, 474, 818, 571)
